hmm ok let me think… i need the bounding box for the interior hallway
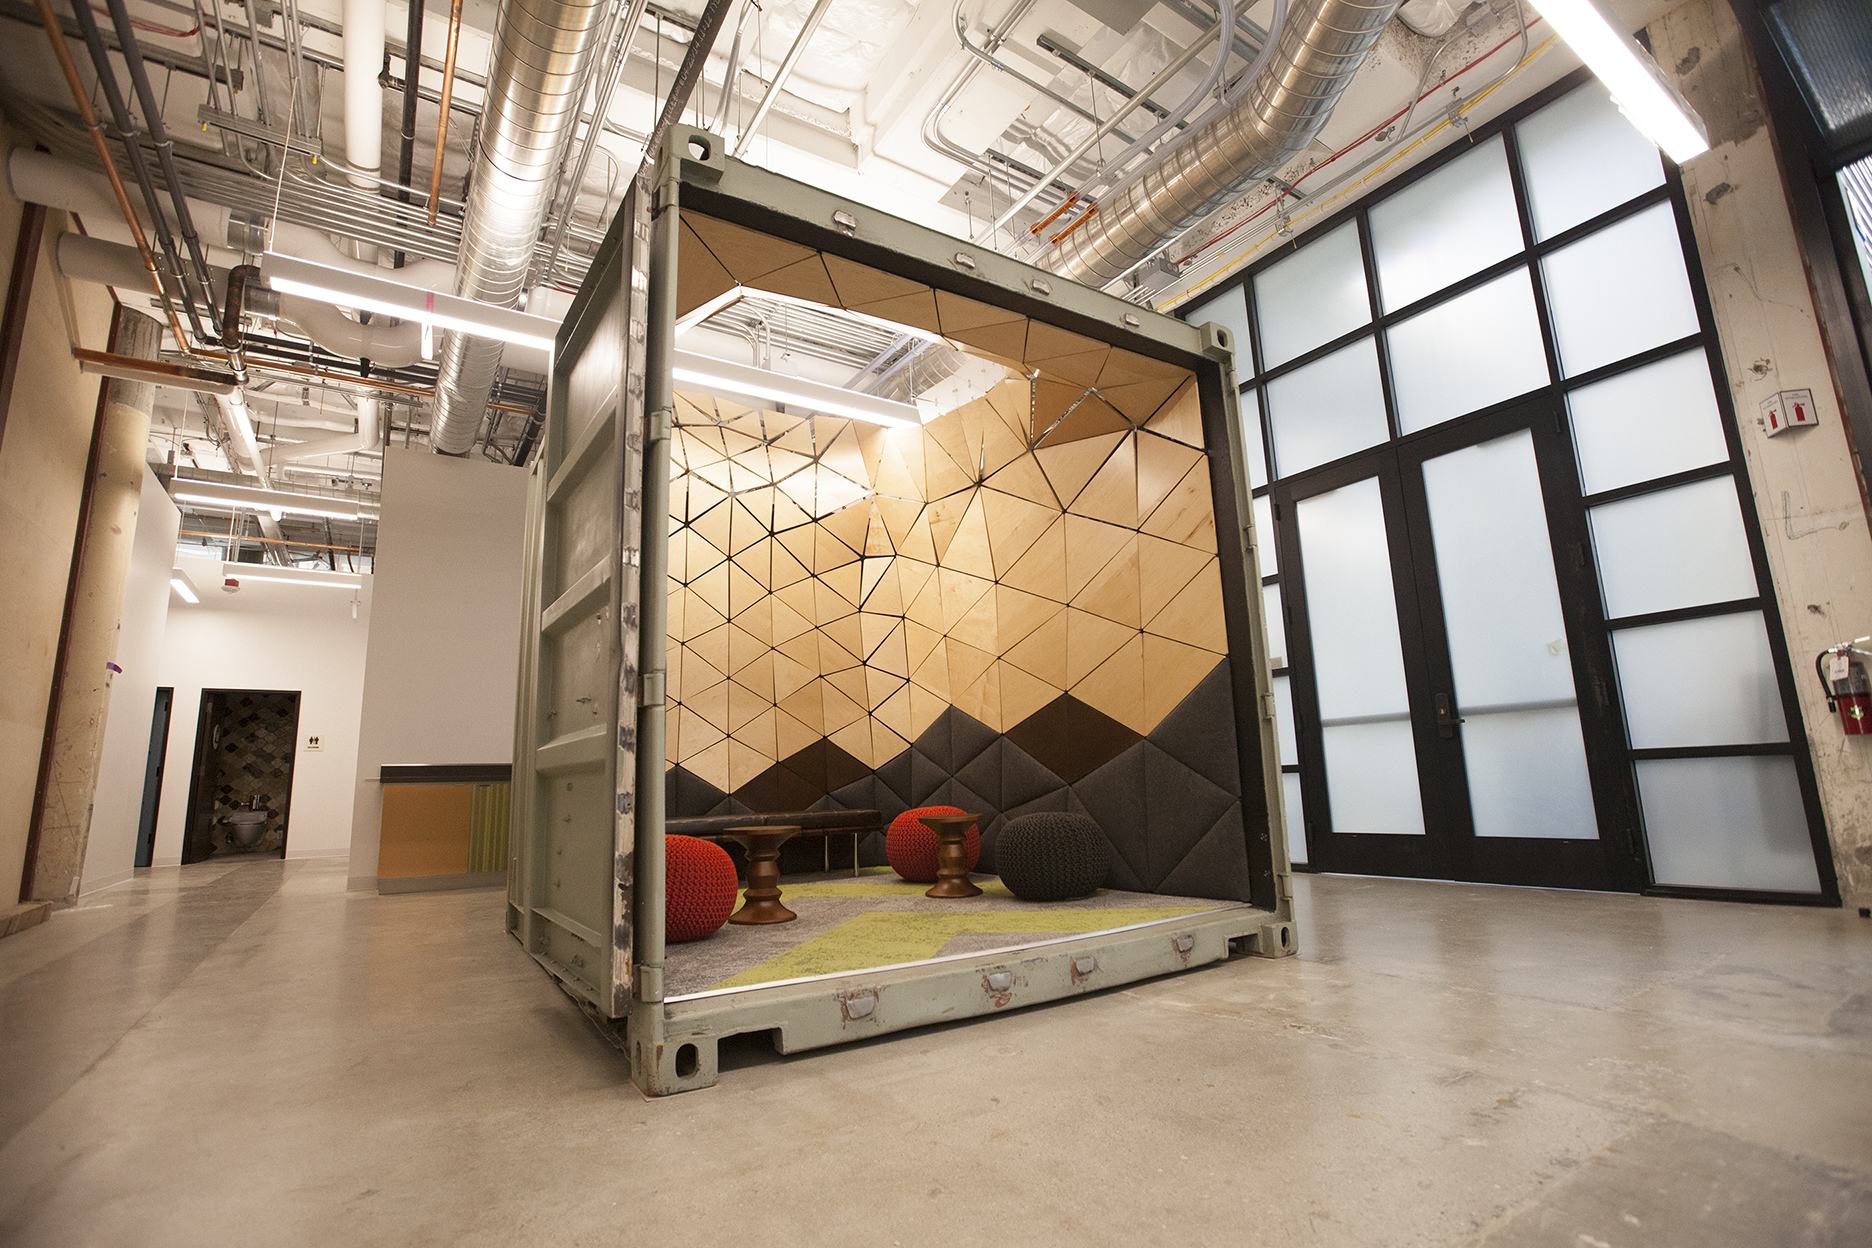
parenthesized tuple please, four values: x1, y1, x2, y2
(1, 861, 1867, 1246)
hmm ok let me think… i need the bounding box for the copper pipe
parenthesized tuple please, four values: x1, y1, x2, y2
(425, 0, 464, 227)
(73, 346, 238, 390)
(1029, 193, 1079, 237)
(31, 0, 194, 352)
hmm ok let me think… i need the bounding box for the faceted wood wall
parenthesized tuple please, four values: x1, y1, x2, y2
(664, 211, 1229, 798)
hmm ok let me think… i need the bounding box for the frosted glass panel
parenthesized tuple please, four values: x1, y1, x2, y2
(1322, 722, 1425, 835)
(1590, 477, 1758, 618)
(1295, 477, 1408, 720)
(1273, 675, 1297, 767)
(1569, 350, 1730, 494)
(1518, 82, 1666, 241)
(1420, 431, 1574, 706)
(1370, 136, 1524, 311)
(1420, 430, 1595, 839)
(1243, 394, 1268, 488)
(1461, 709, 1597, 838)
(1266, 338, 1389, 476)
(1543, 203, 1699, 376)
(1282, 771, 1308, 864)
(1186, 287, 1253, 375)
(1613, 612, 1790, 747)
(1263, 583, 1287, 669)
(1254, 494, 1277, 575)
(1387, 269, 1550, 433)
(1254, 221, 1370, 368)
(1638, 756, 1819, 892)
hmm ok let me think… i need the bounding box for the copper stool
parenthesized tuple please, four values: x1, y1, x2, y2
(921, 812, 984, 898)
(725, 825, 801, 924)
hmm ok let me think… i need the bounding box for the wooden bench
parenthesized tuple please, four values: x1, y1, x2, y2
(665, 809, 883, 877)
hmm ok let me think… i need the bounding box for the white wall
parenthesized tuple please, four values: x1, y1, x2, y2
(80, 473, 180, 893)
(150, 562, 374, 865)
(347, 448, 528, 888)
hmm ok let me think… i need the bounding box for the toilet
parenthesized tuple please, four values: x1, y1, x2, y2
(222, 809, 270, 850)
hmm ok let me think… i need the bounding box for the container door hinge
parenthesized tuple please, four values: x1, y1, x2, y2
(640, 670, 667, 707)
(648, 405, 673, 444)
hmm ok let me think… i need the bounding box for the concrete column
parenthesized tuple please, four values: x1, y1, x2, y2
(1650, 0, 1872, 908)
(27, 310, 162, 901)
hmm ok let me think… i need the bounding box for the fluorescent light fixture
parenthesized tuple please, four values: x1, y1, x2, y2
(222, 562, 362, 589)
(674, 285, 947, 346)
(169, 575, 199, 604)
(260, 252, 558, 351)
(231, 573, 363, 588)
(171, 477, 364, 521)
(1530, 0, 1710, 162)
(672, 350, 923, 428)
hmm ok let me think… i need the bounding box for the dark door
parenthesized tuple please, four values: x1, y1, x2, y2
(1277, 393, 1642, 890)
(181, 689, 304, 862)
(134, 687, 173, 869)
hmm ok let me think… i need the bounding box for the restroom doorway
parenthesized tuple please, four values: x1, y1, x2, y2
(181, 689, 303, 864)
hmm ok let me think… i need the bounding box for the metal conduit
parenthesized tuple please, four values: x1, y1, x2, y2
(1044, 0, 1404, 287)
(424, 0, 611, 454)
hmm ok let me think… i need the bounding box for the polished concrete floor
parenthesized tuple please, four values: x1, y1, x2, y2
(0, 858, 1867, 1246)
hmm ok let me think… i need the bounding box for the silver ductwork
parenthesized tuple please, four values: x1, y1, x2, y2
(427, 0, 609, 455)
(1044, 0, 1406, 287)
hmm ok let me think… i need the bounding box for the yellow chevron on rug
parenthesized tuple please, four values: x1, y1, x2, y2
(707, 906, 1221, 990)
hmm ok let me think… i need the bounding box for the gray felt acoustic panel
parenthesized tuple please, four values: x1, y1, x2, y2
(665, 656, 1248, 899)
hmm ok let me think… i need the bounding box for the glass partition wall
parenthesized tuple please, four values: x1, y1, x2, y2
(1183, 72, 1837, 902)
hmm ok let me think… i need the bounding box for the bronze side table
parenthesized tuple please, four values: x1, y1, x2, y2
(726, 825, 801, 924)
(922, 812, 984, 898)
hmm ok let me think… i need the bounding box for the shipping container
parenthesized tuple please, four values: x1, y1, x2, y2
(507, 128, 1295, 1095)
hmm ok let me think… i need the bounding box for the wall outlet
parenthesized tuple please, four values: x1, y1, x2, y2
(305, 735, 323, 751)
(1760, 389, 1818, 436)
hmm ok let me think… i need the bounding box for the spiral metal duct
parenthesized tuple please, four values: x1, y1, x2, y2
(427, 0, 609, 454)
(1043, 0, 1405, 287)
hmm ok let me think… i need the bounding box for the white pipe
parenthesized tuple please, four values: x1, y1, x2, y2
(342, 0, 385, 264)
(277, 295, 428, 366)
(215, 391, 270, 482)
(266, 396, 381, 465)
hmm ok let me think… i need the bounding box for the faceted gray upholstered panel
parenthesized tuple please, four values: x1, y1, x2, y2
(666, 656, 1251, 898)
(1066, 658, 1252, 903)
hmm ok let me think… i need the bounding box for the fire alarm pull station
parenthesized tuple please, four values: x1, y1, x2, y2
(1816, 638, 1871, 735)
(1761, 389, 1818, 436)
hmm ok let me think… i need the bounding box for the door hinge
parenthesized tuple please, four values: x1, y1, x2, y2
(1435, 692, 1465, 739)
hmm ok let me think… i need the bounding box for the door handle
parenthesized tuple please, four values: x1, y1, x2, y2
(1435, 693, 1465, 739)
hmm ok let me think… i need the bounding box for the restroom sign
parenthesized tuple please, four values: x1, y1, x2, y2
(1760, 389, 1818, 436)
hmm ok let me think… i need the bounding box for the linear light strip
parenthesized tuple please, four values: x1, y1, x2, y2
(1530, 0, 1709, 163)
(259, 252, 559, 351)
(671, 350, 923, 428)
(227, 573, 363, 589)
(169, 577, 200, 604)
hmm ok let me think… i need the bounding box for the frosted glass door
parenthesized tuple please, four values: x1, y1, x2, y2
(1294, 477, 1425, 837)
(1418, 431, 1597, 840)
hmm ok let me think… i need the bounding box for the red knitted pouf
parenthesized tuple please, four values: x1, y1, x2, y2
(886, 805, 979, 883)
(665, 835, 737, 943)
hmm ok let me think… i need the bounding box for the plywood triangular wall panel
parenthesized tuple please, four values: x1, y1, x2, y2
(665, 213, 1223, 798)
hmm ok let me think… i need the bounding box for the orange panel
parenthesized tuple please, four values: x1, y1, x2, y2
(378, 784, 473, 879)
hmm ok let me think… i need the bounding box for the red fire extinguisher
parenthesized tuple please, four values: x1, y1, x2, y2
(1817, 638, 1871, 736)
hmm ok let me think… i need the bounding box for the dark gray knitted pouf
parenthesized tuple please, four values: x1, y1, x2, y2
(995, 812, 1114, 902)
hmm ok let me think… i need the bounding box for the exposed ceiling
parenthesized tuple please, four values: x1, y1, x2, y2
(0, 0, 1669, 564)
